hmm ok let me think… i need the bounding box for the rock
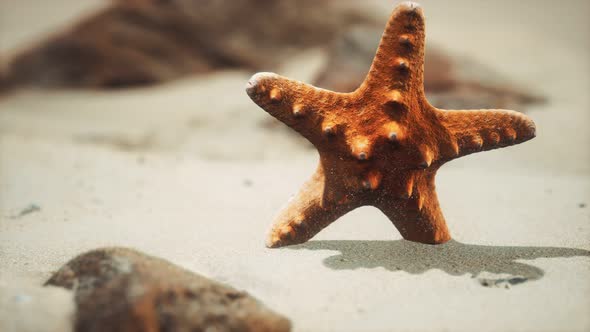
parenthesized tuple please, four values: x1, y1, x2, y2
(314, 26, 545, 110)
(0, 278, 75, 332)
(45, 248, 291, 332)
(0, 1, 544, 110)
(0, 0, 371, 90)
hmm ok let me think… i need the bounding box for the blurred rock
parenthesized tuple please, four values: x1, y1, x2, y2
(0, 0, 371, 89)
(45, 247, 291, 332)
(0, 0, 544, 110)
(315, 26, 545, 110)
(0, 278, 75, 332)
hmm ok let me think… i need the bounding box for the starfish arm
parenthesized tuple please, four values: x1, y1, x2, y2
(266, 166, 357, 248)
(246, 72, 346, 145)
(436, 108, 536, 158)
(359, 2, 425, 95)
(375, 171, 451, 244)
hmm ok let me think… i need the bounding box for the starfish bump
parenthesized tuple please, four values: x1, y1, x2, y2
(246, 2, 536, 248)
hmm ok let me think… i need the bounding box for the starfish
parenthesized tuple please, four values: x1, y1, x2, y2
(245, 2, 536, 248)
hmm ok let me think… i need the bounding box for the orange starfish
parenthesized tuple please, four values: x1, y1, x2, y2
(246, 2, 536, 248)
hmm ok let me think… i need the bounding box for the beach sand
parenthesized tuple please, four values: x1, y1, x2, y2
(1, 0, 589, 331)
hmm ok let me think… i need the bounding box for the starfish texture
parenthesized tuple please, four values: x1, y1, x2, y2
(246, 2, 536, 248)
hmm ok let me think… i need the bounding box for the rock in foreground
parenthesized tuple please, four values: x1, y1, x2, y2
(46, 248, 291, 332)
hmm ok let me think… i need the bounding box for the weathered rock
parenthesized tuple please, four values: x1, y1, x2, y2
(45, 248, 291, 332)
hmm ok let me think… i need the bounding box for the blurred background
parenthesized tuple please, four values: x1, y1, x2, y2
(3, 0, 586, 165)
(0, 1, 589, 331)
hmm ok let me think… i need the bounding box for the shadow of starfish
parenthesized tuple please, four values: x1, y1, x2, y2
(288, 240, 590, 287)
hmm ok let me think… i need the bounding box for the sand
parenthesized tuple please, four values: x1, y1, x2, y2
(1, 0, 589, 331)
